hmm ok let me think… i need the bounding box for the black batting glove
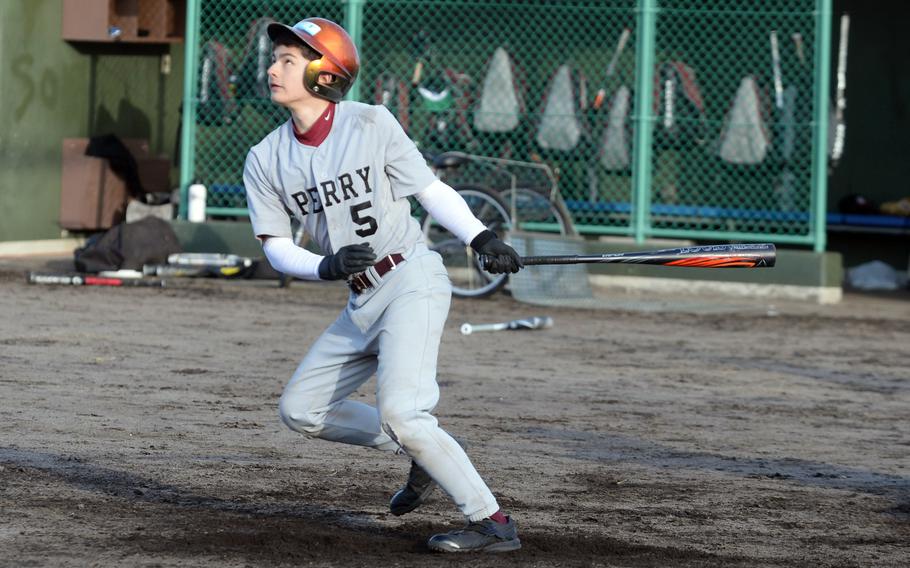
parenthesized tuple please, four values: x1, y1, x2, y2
(318, 243, 377, 280)
(470, 230, 523, 274)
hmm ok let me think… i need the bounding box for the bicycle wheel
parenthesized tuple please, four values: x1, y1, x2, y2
(500, 187, 572, 235)
(421, 185, 511, 298)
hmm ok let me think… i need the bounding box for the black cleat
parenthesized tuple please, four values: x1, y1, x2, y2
(389, 460, 437, 516)
(427, 517, 521, 553)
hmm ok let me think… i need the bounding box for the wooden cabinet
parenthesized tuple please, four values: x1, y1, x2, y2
(60, 138, 172, 230)
(62, 0, 186, 44)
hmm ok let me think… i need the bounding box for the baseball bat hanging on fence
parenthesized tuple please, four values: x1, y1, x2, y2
(460, 316, 554, 336)
(831, 13, 850, 165)
(516, 243, 776, 268)
(770, 30, 784, 111)
(27, 272, 166, 287)
(593, 27, 631, 110)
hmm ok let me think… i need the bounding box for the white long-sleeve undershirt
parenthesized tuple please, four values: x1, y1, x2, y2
(414, 179, 488, 245)
(262, 236, 324, 281)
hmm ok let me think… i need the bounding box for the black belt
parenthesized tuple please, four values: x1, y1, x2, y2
(348, 253, 405, 294)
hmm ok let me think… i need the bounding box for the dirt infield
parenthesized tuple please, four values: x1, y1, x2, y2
(1, 259, 908, 567)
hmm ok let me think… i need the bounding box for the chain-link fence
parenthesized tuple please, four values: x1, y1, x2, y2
(645, 0, 826, 246)
(180, 0, 832, 249)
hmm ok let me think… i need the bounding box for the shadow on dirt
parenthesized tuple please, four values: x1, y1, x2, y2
(523, 428, 910, 500)
(1, 447, 760, 567)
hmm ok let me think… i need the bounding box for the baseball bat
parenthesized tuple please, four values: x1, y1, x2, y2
(517, 243, 776, 268)
(831, 13, 850, 164)
(662, 74, 675, 130)
(27, 272, 166, 287)
(593, 27, 631, 110)
(142, 264, 249, 278)
(460, 316, 553, 336)
(792, 33, 806, 68)
(410, 30, 429, 86)
(167, 252, 253, 268)
(770, 30, 784, 110)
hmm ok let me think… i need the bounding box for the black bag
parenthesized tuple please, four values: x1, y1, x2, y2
(235, 17, 276, 101)
(74, 217, 183, 273)
(653, 61, 708, 148)
(197, 39, 238, 126)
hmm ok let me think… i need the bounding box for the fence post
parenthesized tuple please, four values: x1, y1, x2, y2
(810, 0, 833, 252)
(344, 0, 366, 102)
(632, 0, 658, 243)
(178, 0, 202, 220)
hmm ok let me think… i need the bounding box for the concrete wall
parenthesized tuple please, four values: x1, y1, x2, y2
(0, 0, 184, 242)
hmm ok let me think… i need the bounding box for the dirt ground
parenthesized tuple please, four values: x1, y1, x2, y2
(1, 256, 908, 567)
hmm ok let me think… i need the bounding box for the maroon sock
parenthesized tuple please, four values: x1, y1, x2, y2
(489, 510, 508, 524)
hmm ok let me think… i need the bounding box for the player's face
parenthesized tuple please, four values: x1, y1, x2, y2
(268, 45, 312, 106)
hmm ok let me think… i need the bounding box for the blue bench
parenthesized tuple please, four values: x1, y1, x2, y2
(564, 200, 910, 234)
(825, 212, 910, 234)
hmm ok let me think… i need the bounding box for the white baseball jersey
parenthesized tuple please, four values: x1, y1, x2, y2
(243, 102, 437, 258)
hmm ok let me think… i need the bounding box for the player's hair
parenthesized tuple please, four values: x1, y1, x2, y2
(273, 37, 322, 62)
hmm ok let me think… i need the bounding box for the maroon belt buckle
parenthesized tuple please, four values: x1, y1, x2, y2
(348, 272, 370, 294)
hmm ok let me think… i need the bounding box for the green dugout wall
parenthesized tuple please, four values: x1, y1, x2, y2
(0, 0, 183, 243)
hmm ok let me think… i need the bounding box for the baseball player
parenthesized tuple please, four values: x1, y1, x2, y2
(243, 17, 523, 553)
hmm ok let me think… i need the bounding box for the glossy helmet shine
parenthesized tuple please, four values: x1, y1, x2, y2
(267, 17, 360, 102)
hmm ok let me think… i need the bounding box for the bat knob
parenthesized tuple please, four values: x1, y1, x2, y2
(460, 323, 472, 335)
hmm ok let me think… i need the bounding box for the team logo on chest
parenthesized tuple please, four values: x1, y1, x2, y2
(290, 165, 372, 216)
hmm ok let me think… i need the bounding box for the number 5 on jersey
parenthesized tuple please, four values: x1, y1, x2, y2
(351, 201, 377, 237)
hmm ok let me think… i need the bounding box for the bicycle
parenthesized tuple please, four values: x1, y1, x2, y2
(420, 150, 575, 298)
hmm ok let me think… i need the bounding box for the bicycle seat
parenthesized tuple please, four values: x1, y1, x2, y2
(432, 151, 468, 170)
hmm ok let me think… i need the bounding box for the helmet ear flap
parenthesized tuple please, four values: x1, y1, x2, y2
(304, 58, 349, 102)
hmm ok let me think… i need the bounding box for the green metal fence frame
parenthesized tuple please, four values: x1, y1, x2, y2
(178, 0, 201, 220)
(179, 0, 833, 252)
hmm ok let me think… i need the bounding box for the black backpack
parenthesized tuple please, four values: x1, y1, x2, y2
(197, 39, 238, 126)
(74, 217, 183, 273)
(235, 17, 276, 101)
(653, 61, 708, 148)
